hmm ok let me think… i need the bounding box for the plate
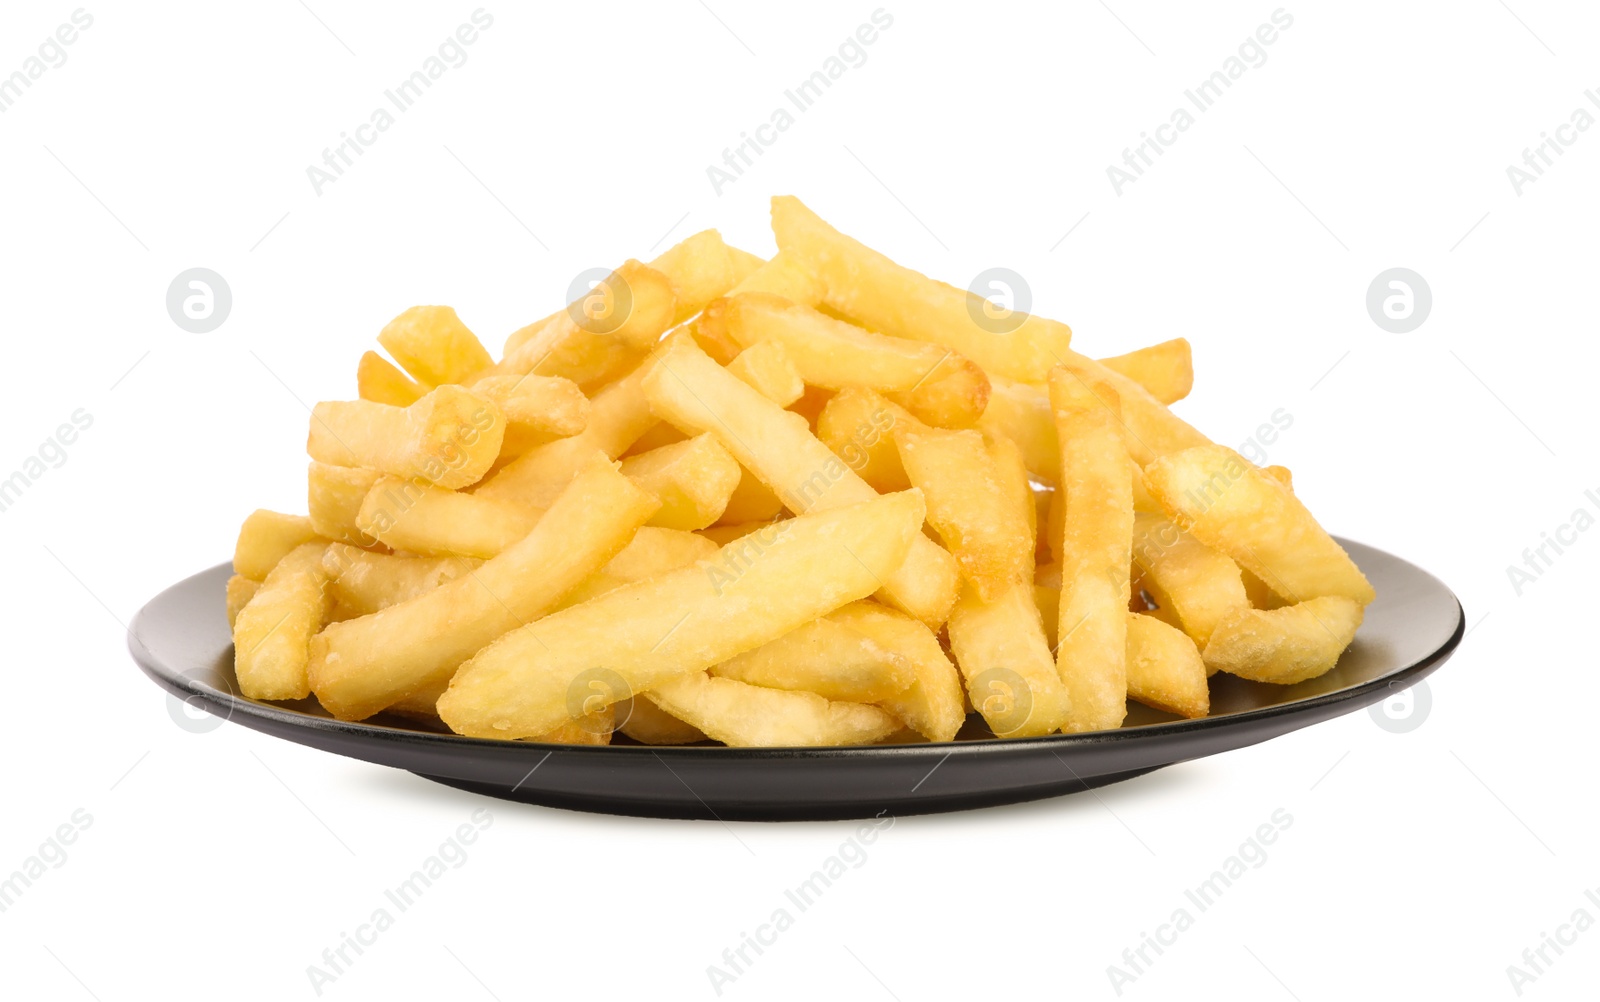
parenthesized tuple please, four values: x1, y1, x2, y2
(129, 539, 1462, 821)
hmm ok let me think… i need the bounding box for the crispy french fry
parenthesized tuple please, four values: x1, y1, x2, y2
(691, 252, 826, 363)
(1263, 465, 1293, 491)
(225, 574, 260, 629)
(322, 545, 481, 617)
(495, 261, 677, 388)
(1049, 367, 1134, 732)
(646, 673, 900, 747)
(894, 424, 1032, 601)
(1202, 597, 1364, 684)
(615, 695, 708, 745)
(308, 457, 659, 721)
(715, 293, 990, 428)
(978, 376, 1057, 480)
(378, 306, 494, 387)
(948, 580, 1072, 737)
(357, 351, 425, 406)
(307, 463, 384, 547)
(1063, 351, 1211, 463)
(816, 387, 914, 493)
(233, 542, 329, 700)
(357, 476, 542, 558)
(1129, 512, 1248, 649)
(1125, 613, 1209, 718)
(470, 373, 589, 438)
(718, 471, 786, 523)
(619, 433, 741, 531)
(642, 337, 960, 627)
(308, 386, 504, 490)
(1098, 338, 1194, 405)
(648, 229, 765, 324)
(437, 490, 927, 739)
(234, 510, 323, 581)
(826, 601, 966, 742)
(1142, 445, 1375, 606)
(771, 195, 1072, 382)
(710, 617, 913, 703)
(555, 527, 718, 609)
(726, 339, 805, 408)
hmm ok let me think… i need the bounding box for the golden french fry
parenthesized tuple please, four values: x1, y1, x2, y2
(718, 470, 786, 523)
(308, 457, 659, 721)
(1241, 568, 1285, 610)
(715, 292, 990, 428)
(1142, 445, 1375, 606)
(771, 195, 1071, 381)
(1263, 464, 1293, 491)
(437, 490, 928, 739)
(1063, 352, 1210, 464)
(322, 545, 482, 617)
(357, 476, 541, 559)
(233, 542, 329, 700)
(619, 433, 741, 531)
(1049, 367, 1134, 732)
(894, 424, 1032, 601)
(1098, 338, 1194, 405)
(555, 527, 718, 609)
(378, 306, 494, 387)
(234, 510, 323, 580)
(1125, 612, 1209, 718)
(648, 229, 765, 324)
(826, 600, 965, 742)
(816, 387, 914, 493)
(470, 373, 589, 439)
(1202, 597, 1364, 684)
(357, 350, 425, 406)
(615, 696, 708, 745)
(1130, 512, 1248, 650)
(948, 579, 1072, 737)
(690, 252, 825, 363)
(646, 673, 900, 747)
(495, 261, 677, 388)
(726, 339, 805, 408)
(225, 574, 260, 629)
(710, 616, 913, 703)
(642, 337, 960, 627)
(308, 386, 504, 490)
(977, 377, 1057, 480)
(307, 463, 383, 547)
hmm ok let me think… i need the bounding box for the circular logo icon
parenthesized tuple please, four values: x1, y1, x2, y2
(566, 667, 631, 734)
(166, 668, 234, 734)
(566, 267, 633, 335)
(1365, 268, 1431, 333)
(970, 667, 1034, 737)
(166, 268, 232, 333)
(967, 268, 1031, 334)
(1369, 679, 1431, 734)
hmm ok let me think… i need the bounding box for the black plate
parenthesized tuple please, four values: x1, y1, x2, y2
(129, 539, 1462, 821)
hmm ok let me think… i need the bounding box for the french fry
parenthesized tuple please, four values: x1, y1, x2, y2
(978, 377, 1057, 480)
(615, 695, 708, 744)
(1125, 613, 1209, 718)
(1202, 597, 1364, 684)
(1142, 445, 1375, 605)
(307, 463, 384, 547)
(555, 527, 718, 609)
(234, 510, 323, 581)
(225, 574, 260, 629)
(535, 708, 616, 745)
(894, 424, 1032, 600)
(648, 229, 765, 324)
(357, 350, 425, 406)
(1263, 465, 1293, 491)
(710, 616, 913, 703)
(233, 542, 329, 700)
(357, 476, 542, 558)
(308, 457, 660, 721)
(437, 490, 928, 739)
(816, 387, 913, 493)
(646, 673, 900, 747)
(691, 252, 826, 363)
(470, 373, 589, 438)
(1062, 352, 1210, 464)
(1098, 338, 1194, 405)
(771, 195, 1072, 382)
(1049, 367, 1134, 732)
(718, 471, 786, 523)
(948, 580, 1072, 737)
(1241, 568, 1285, 610)
(618, 434, 741, 531)
(726, 339, 805, 408)
(322, 545, 482, 617)
(308, 386, 505, 490)
(378, 306, 494, 387)
(696, 519, 787, 547)
(1129, 512, 1248, 650)
(642, 337, 960, 627)
(494, 261, 677, 389)
(825, 600, 966, 742)
(714, 292, 990, 428)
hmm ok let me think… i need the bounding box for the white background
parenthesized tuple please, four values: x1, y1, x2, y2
(1, 1, 1594, 999)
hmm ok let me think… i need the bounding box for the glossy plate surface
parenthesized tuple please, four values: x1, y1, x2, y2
(129, 540, 1462, 820)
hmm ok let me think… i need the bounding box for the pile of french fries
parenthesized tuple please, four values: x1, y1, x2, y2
(226, 196, 1375, 746)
